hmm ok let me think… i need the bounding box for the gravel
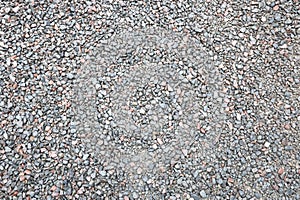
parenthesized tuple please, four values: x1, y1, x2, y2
(0, 0, 299, 199)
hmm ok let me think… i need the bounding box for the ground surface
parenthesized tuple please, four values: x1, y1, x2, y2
(0, 0, 299, 199)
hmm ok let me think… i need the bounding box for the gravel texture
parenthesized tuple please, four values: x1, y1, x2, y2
(0, 0, 299, 199)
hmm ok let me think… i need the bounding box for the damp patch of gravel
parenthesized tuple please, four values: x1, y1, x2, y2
(0, 0, 299, 199)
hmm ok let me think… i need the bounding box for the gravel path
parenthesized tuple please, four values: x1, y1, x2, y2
(0, 0, 299, 199)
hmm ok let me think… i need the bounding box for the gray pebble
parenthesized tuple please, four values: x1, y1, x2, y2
(200, 190, 207, 198)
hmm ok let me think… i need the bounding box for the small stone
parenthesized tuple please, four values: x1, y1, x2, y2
(132, 192, 139, 199)
(250, 36, 256, 45)
(152, 143, 158, 149)
(12, 6, 20, 12)
(67, 73, 74, 79)
(70, 128, 76, 133)
(45, 135, 52, 140)
(50, 185, 57, 191)
(19, 174, 26, 181)
(275, 13, 281, 21)
(167, 84, 173, 91)
(157, 138, 163, 145)
(228, 177, 234, 184)
(217, 179, 223, 185)
(285, 18, 292, 24)
(280, 44, 287, 49)
(236, 113, 241, 121)
(255, 192, 262, 198)
(264, 142, 270, 148)
(186, 74, 193, 80)
(100, 171, 106, 176)
(16, 120, 23, 127)
(200, 190, 207, 198)
(77, 187, 84, 194)
(4, 7, 10, 13)
(45, 126, 51, 132)
(252, 168, 258, 173)
(75, 23, 80, 30)
(137, 167, 143, 174)
(239, 190, 245, 197)
(236, 64, 243, 70)
(273, 5, 279, 11)
(177, 178, 182, 185)
(191, 194, 200, 200)
(142, 175, 148, 182)
(278, 167, 284, 175)
(182, 149, 188, 156)
(139, 108, 146, 114)
(4, 146, 11, 152)
(285, 146, 293, 151)
(82, 154, 89, 160)
(49, 151, 57, 158)
(9, 74, 16, 82)
(193, 170, 199, 178)
(29, 191, 35, 197)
